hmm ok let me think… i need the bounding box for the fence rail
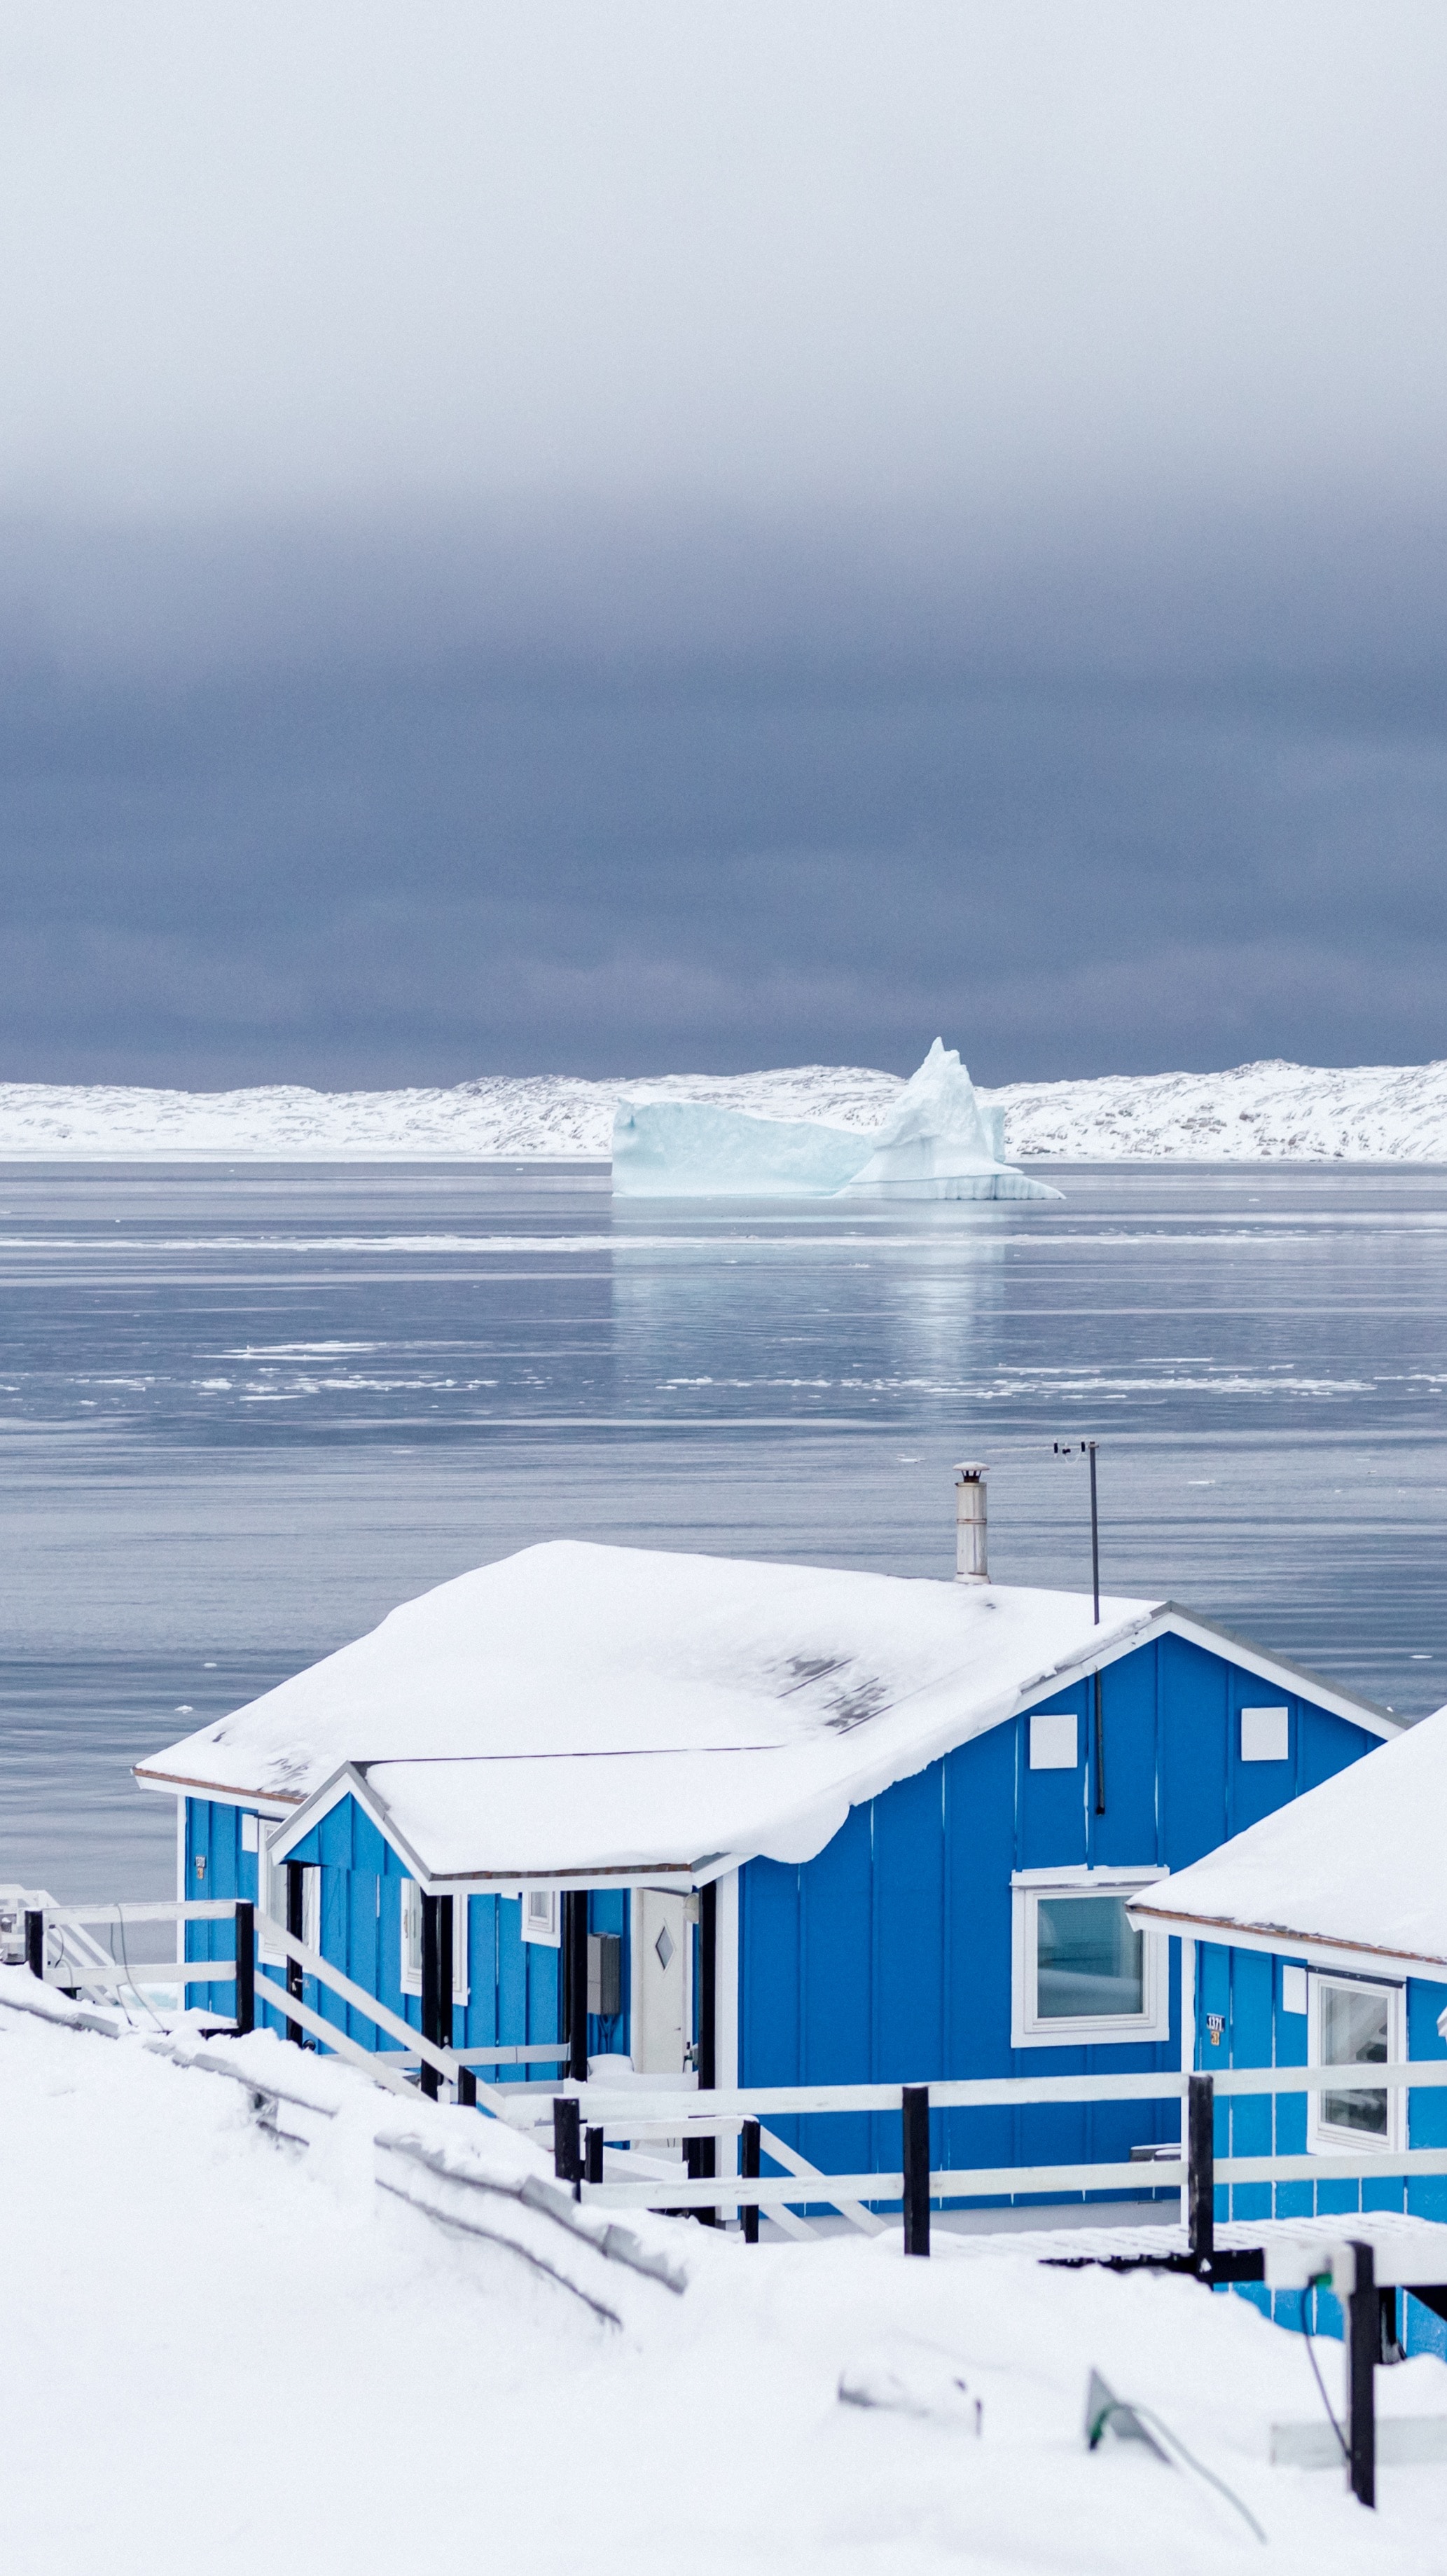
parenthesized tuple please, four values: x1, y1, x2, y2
(18, 1894, 1447, 2266)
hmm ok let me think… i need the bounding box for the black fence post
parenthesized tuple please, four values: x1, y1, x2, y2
(24, 1908, 43, 1981)
(741, 2116, 761, 2245)
(585, 2124, 604, 2185)
(284, 1862, 304, 2048)
(438, 1893, 454, 2055)
(234, 1900, 255, 2037)
(696, 1881, 718, 2208)
(553, 2095, 582, 2188)
(902, 2084, 931, 2257)
(420, 1892, 441, 2100)
(684, 2135, 718, 2226)
(565, 1894, 589, 2084)
(457, 2066, 477, 2108)
(1186, 2073, 1215, 2278)
(1345, 2241, 1377, 2509)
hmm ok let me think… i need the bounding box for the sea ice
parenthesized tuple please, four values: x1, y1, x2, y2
(611, 1040, 1063, 1199)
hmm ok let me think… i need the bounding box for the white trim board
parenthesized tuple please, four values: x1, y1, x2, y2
(1026, 1605, 1399, 1744)
(137, 1771, 293, 1819)
(1128, 1903, 1447, 1987)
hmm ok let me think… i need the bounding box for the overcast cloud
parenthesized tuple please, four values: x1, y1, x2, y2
(2, 2, 1446, 1085)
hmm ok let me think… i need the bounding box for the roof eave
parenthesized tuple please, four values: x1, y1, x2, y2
(1128, 1897, 1447, 1983)
(132, 1763, 300, 1814)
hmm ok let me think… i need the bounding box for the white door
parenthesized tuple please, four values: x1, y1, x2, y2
(635, 1890, 689, 2073)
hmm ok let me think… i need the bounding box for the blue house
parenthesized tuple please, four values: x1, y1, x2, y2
(135, 1473, 1398, 2200)
(1129, 1709, 1447, 2354)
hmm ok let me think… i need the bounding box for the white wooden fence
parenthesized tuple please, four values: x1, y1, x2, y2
(23, 1894, 1447, 2247)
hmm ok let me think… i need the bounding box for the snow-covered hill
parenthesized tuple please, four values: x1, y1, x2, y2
(4, 1056, 1447, 1162)
(1, 1985, 1441, 2573)
(989, 1059, 1447, 1163)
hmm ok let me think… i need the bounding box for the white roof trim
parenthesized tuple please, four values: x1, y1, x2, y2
(132, 1767, 295, 1818)
(1147, 1606, 1401, 1740)
(1128, 1897, 1445, 1983)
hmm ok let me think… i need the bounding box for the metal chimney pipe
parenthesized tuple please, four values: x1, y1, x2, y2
(955, 1463, 989, 1583)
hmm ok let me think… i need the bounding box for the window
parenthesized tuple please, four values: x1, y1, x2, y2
(520, 1886, 560, 1948)
(1240, 1705, 1289, 1762)
(1308, 1974, 1403, 2154)
(399, 1883, 470, 1999)
(258, 1847, 317, 1964)
(1011, 1871, 1169, 2048)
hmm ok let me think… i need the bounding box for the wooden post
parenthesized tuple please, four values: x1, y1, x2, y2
(1345, 2241, 1377, 2509)
(553, 2095, 581, 2186)
(696, 1882, 718, 2206)
(902, 2084, 931, 2257)
(684, 2135, 718, 2226)
(741, 2117, 761, 2245)
(565, 1894, 589, 2085)
(420, 1892, 441, 2100)
(284, 1862, 304, 2048)
(1186, 2073, 1214, 2277)
(585, 2123, 604, 2184)
(24, 1908, 43, 1980)
(457, 2066, 477, 2108)
(438, 1894, 453, 2053)
(234, 1900, 255, 2036)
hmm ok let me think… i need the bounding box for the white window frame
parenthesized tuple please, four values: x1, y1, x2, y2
(520, 1886, 560, 1948)
(1011, 1867, 1170, 2050)
(400, 1882, 470, 2001)
(451, 1895, 469, 2005)
(1308, 1972, 1404, 2155)
(258, 1843, 317, 1965)
(401, 1878, 423, 1996)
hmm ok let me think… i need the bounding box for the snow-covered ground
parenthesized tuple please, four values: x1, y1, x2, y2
(4, 1985, 1445, 2573)
(6, 1056, 1447, 1163)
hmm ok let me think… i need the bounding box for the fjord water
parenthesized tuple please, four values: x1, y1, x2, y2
(4, 1159, 1447, 1899)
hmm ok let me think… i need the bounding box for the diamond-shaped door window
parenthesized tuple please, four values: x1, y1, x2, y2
(654, 1923, 675, 1971)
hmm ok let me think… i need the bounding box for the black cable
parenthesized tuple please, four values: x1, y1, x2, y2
(1088, 2398, 1266, 2544)
(1299, 2283, 1348, 2463)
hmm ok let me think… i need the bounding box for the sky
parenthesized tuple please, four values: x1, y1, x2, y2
(3, 1, 1447, 1089)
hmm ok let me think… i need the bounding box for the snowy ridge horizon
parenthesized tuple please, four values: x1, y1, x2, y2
(4, 1053, 1447, 1162)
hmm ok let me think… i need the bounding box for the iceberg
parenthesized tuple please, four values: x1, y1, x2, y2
(611, 1040, 1063, 1200)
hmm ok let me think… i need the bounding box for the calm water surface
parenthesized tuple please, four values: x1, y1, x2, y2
(3, 1159, 1446, 1897)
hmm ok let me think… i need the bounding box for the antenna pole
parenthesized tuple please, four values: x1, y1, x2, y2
(1088, 1440, 1100, 1624)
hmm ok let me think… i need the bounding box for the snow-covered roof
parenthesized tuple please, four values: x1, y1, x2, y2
(137, 1541, 1165, 1875)
(1130, 1706, 1447, 1976)
(135, 1540, 1394, 1885)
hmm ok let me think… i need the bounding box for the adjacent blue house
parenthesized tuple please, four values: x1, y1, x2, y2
(1130, 1709, 1447, 2355)
(135, 1476, 1398, 2202)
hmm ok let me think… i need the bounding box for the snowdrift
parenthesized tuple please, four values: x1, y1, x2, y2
(612, 1041, 1062, 1200)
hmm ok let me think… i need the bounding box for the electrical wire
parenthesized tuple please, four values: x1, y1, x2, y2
(116, 1908, 167, 2033)
(1299, 2282, 1348, 2464)
(1088, 2397, 1267, 2545)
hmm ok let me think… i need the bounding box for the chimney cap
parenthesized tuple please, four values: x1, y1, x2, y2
(954, 1461, 988, 1480)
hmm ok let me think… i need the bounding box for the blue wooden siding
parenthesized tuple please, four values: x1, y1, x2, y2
(185, 1793, 632, 2069)
(1197, 1938, 1447, 2358)
(738, 1634, 1380, 2199)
